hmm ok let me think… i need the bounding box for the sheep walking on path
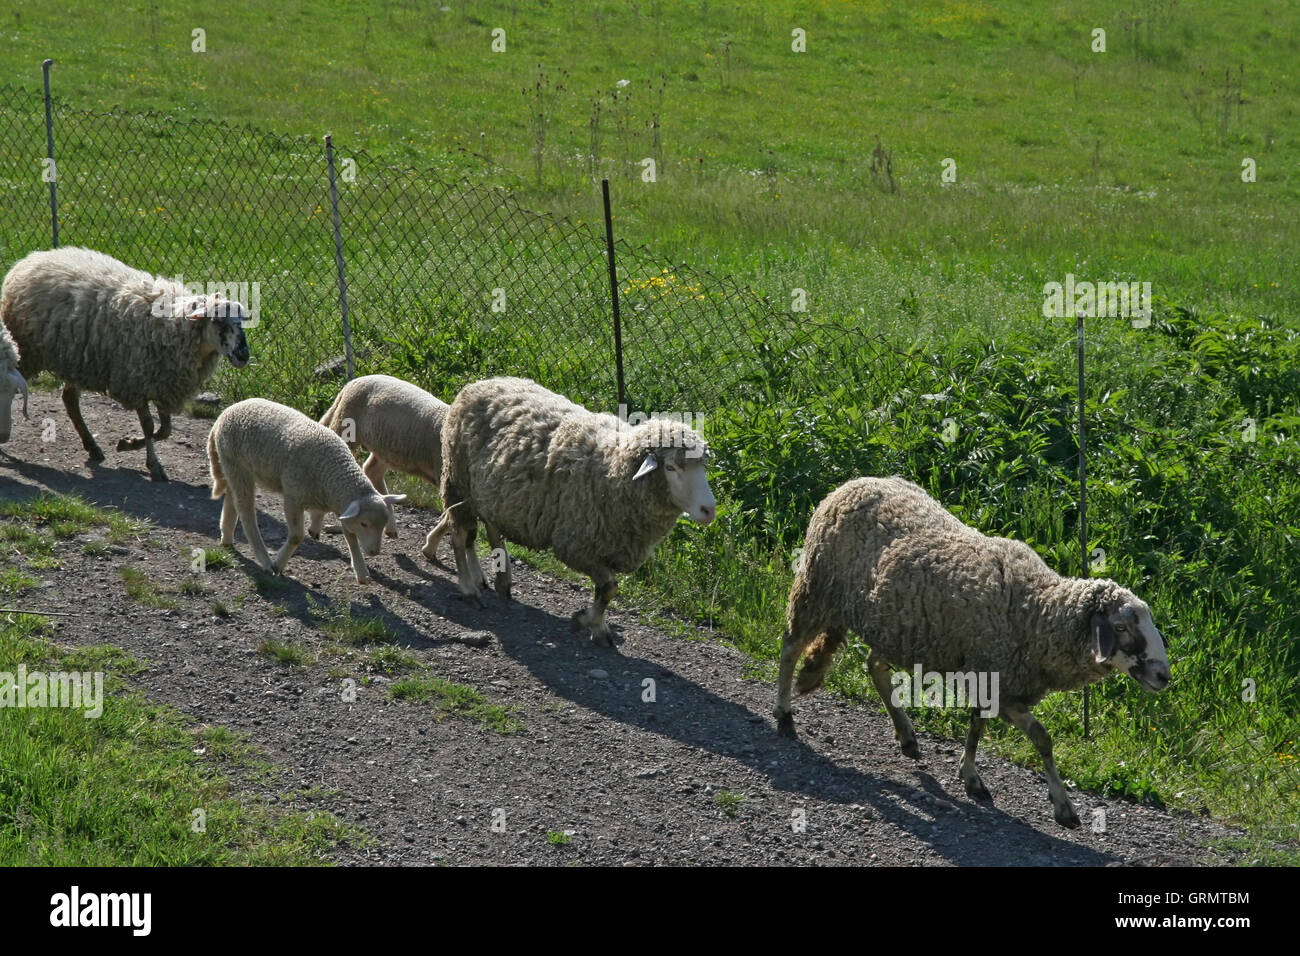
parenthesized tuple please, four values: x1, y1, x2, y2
(0, 247, 251, 481)
(440, 377, 717, 647)
(208, 398, 404, 584)
(317, 374, 450, 557)
(775, 476, 1171, 828)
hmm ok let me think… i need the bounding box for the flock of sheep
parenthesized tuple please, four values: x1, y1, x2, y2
(0, 245, 1172, 830)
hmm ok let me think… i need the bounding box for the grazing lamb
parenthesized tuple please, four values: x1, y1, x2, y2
(208, 398, 405, 584)
(0, 319, 28, 444)
(316, 374, 450, 557)
(774, 476, 1171, 828)
(0, 246, 251, 481)
(441, 376, 717, 646)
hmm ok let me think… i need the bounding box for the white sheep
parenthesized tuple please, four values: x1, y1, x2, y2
(316, 374, 450, 558)
(0, 319, 28, 445)
(440, 377, 717, 646)
(0, 246, 251, 481)
(775, 476, 1171, 828)
(208, 398, 405, 584)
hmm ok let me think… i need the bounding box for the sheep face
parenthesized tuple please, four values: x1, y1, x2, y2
(1091, 594, 1170, 692)
(339, 493, 406, 556)
(634, 446, 716, 525)
(188, 297, 251, 368)
(0, 369, 28, 443)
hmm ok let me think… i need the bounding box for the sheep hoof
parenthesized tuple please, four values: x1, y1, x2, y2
(86, 445, 106, 462)
(115, 437, 135, 452)
(308, 530, 320, 540)
(569, 611, 586, 633)
(590, 631, 616, 650)
(459, 590, 485, 609)
(900, 739, 922, 760)
(495, 574, 511, 602)
(964, 775, 992, 801)
(1054, 805, 1081, 829)
(150, 469, 169, 483)
(774, 708, 796, 737)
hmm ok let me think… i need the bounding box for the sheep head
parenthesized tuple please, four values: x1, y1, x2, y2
(340, 493, 406, 556)
(627, 419, 716, 525)
(184, 295, 251, 368)
(1090, 587, 1170, 692)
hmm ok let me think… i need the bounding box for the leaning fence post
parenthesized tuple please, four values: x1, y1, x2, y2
(601, 179, 626, 410)
(324, 134, 354, 381)
(41, 58, 59, 248)
(1077, 312, 1090, 739)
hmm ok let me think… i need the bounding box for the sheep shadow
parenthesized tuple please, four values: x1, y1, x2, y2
(430, 579, 1121, 866)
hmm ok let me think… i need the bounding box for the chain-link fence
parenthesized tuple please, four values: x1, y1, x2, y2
(1, 78, 1296, 814)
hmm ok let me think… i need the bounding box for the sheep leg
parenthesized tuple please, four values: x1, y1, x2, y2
(449, 517, 485, 606)
(307, 509, 326, 539)
(795, 628, 846, 696)
(62, 386, 104, 462)
(422, 511, 451, 563)
(233, 486, 274, 573)
(362, 454, 398, 538)
(117, 406, 167, 481)
(219, 494, 238, 547)
(153, 409, 171, 441)
(867, 651, 920, 758)
(960, 709, 992, 800)
(572, 571, 618, 648)
(774, 620, 822, 736)
(1002, 701, 1079, 828)
(273, 498, 306, 575)
(486, 523, 511, 601)
(342, 529, 371, 585)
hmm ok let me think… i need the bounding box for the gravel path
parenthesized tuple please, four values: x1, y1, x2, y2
(0, 391, 1239, 865)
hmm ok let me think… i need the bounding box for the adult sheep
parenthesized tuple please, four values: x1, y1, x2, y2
(440, 377, 717, 647)
(0, 247, 251, 481)
(0, 319, 28, 444)
(775, 476, 1171, 828)
(316, 374, 449, 557)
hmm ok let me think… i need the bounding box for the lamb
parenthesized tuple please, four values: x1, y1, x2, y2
(440, 377, 717, 646)
(0, 246, 251, 481)
(316, 374, 450, 558)
(774, 476, 1171, 828)
(208, 398, 405, 584)
(0, 319, 28, 444)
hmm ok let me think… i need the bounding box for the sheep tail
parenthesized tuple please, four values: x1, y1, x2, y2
(319, 390, 344, 429)
(207, 428, 226, 499)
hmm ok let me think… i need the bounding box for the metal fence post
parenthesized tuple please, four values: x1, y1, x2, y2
(324, 134, 354, 381)
(41, 58, 59, 248)
(1077, 312, 1090, 739)
(601, 179, 626, 410)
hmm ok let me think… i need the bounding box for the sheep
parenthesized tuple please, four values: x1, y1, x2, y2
(0, 319, 28, 444)
(208, 398, 405, 584)
(774, 476, 1171, 828)
(316, 374, 450, 558)
(0, 246, 251, 481)
(440, 376, 717, 646)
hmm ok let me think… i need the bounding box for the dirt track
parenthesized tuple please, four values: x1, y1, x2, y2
(0, 390, 1238, 865)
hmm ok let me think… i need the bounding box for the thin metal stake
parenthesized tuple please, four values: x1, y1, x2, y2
(42, 59, 59, 248)
(1077, 313, 1090, 739)
(602, 179, 626, 410)
(325, 134, 354, 381)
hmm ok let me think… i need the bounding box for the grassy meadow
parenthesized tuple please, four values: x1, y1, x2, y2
(1, 0, 1298, 858)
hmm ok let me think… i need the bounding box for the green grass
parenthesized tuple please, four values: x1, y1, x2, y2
(0, 0, 1295, 853)
(390, 675, 522, 734)
(258, 639, 312, 667)
(714, 789, 747, 818)
(546, 830, 573, 846)
(0, 616, 361, 864)
(119, 566, 180, 610)
(201, 547, 235, 571)
(318, 605, 394, 647)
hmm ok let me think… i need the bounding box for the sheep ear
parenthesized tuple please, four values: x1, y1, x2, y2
(1090, 612, 1116, 664)
(382, 494, 407, 505)
(633, 453, 659, 480)
(185, 301, 209, 322)
(339, 499, 361, 521)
